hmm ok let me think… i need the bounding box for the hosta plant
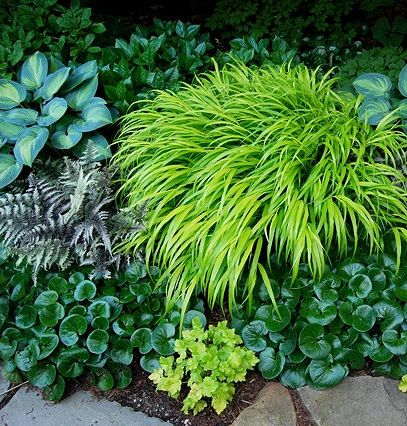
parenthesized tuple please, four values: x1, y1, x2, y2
(149, 318, 258, 414)
(352, 63, 407, 127)
(0, 148, 140, 279)
(114, 62, 407, 313)
(0, 259, 204, 399)
(237, 250, 407, 389)
(0, 51, 113, 188)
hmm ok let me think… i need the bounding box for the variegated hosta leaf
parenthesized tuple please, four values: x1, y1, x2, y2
(72, 132, 112, 161)
(358, 98, 392, 125)
(51, 124, 82, 149)
(0, 118, 25, 140)
(48, 56, 66, 74)
(396, 99, 407, 119)
(0, 154, 23, 188)
(62, 60, 98, 92)
(398, 64, 407, 98)
(0, 108, 38, 125)
(13, 126, 49, 166)
(37, 97, 68, 126)
(20, 52, 48, 91)
(72, 98, 112, 132)
(66, 75, 98, 111)
(34, 67, 71, 100)
(0, 79, 27, 110)
(353, 73, 392, 99)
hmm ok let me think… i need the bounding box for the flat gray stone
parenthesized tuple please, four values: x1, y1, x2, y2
(0, 388, 170, 425)
(0, 371, 9, 402)
(298, 375, 407, 426)
(233, 382, 296, 426)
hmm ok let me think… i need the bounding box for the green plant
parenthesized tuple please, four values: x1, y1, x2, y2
(352, 63, 407, 126)
(237, 250, 407, 389)
(114, 62, 407, 314)
(399, 374, 407, 392)
(338, 47, 407, 91)
(149, 318, 258, 414)
(372, 16, 407, 47)
(0, 51, 113, 188)
(0, 0, 105, 78)
(0, 258, 203, 399)
(0, 149, 140, 279)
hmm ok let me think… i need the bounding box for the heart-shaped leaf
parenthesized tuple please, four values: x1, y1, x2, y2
(51, 124, 82, 149)
(358, 98, 391, 125)
(337, 262, 367, 280)
(39, 303, 65, 327)
(37, 97, 68, 126)
(35, 67, 71, 100)
(48, 277, 68, 295)
(373, 301, 404, 331)
(15, 305, 37, 329)
(382, 330, 407, 355)
(66, 75, 98, 111)
(309, 358, 348, 388)
(74, 280, 96, 301)
(38, 333, 59, 360)
(183, 310, 207, 329)
(0, 336, 17, 360)
(91, 316, 109, 330)
(59, 314, 87, 346)
(88, 300, 111, 318)
(57, 347, 89, 378)
(109, 364, 132, 389)
(95, 368, 114, 391)
(241, 320, 268, 352)
(152, 323, 176, 356)
(72, 98, 112, 132)
(27, 363, 56, 388)
(112, 314, 135, 337)
(44, 375, 65, 401)
(0, 79, 27, 109)
(255, 304, 291, 332)
(131, 328, 153, 354)
(0, 154, 23, 189)
(258, 347, 285, 379)
(110, 339, 133, 365)
(398, 64, 407, 97)
(370, 345, 393, 363)
(63, 60, 98, 92)
(300, 298, 337, 326)
(15, 341, 39, 372)
(140, 352, 161, 373)
(279, 362, 307, 388)
(351, 304, 376, 332)
(353, 73, 392, 98)
(86, 329, 109, 354)
(35, 291, 59, 308)
(299, 324, 331, 359)
(20, 52, 48, 91)
(13, 126, 49, 166)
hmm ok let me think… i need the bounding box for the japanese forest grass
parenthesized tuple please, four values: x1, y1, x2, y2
(113, 62, 407, 314)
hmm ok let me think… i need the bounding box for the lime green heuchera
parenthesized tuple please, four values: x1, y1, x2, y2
(399, 375, 407, 392)
(149, 318, 258, 414)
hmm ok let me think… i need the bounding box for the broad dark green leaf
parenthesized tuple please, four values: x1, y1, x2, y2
(258, 347, 285, 379)
(241, 320, 268, 352)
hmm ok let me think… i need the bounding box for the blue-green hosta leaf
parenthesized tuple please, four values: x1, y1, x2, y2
(35, 67, 71, 100)
(0, 118, 25, 140)
(353, 73, 392, 98)
(0, 154, 23, 188)
(63, 60, 97, 92)
(0, 108, 38, 125)
(358, 98, 391, 125)
(13, 126, 49, 166)
(71, 132, 112, 161)
(72, 98, 112, 132)
(51, 124, 82, 149)
(37, 97, 68, 126)
(398, 64, 407, 97)
(0, 80, 27, 110)
(396, 99, 407, 119)
(66, 75, 98, 111)
(20, 52, 48, 91)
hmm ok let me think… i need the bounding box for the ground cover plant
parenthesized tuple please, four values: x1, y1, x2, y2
(0, 51, 113, 188)
(113, 61, 407, 315)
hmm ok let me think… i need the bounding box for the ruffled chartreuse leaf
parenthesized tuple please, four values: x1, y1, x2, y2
(399, 375, 407, 392)
(13, 126, 49, 166)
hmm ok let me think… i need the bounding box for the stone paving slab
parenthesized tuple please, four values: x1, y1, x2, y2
(232, 382, 296, 426)
(0, 387, 170, 426)
(0, 371, 9, 403)
(298, 375, 407, 426)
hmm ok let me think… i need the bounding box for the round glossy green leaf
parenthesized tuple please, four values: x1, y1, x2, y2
(39, 303, 65, 327)
(382, 330, 407, 355)
(394, 269, 407, 302)
(59, 314, 87, 346)
(48, 277, 68, 294)
(96, 369, 114, 391)
(140, 352, 161, 373)
(353, 73, 392, 98)
(313, 278, 338, 303)
(0, 154, 23, 189)
(373, 301, 404, 331)
(92, 316, 109, 330)
(351, 305, 376, 332)
(338, 301, 354, 325)
(27, 363, 56, 388)
(131, 328, 152, 354)
(183, 310, 207, 329)
(87, 353, 107, 369)
(20, 52, 48, 91)
(151, 323, 175, 356)
(74, 280, 96, 301)
(125, 261, 147, 284)
(241, 320, 268, 352)
(358, 98, 391, 125)
(337, 262, 367, 280)
(299, 324, 331, 360)
(0, 336, 17, 360)
(35, 67, 71, 100)
(38, 334, 59, 360)
(15, 305, 37, 329)
(349, 274, 372, 298)
(37, 97, 68, 126)
(109, 364, 132, 388)
(0, 79, 27, 109)
(309, 358, 348, 388)
(258, 347, 285, 379)
(87, 329, 109, 354)
(44, 375, 65, 401)
(13, 125, 48, 167)
(69, 272, 85, 286)
(370, 345, 393, 363)
(15, 342, 39, 372)
(368, 267, 387, 292)
(0, 296, 8, 329)
(255, 304, 291, 332)
(69, 305, 87, 316)
(88, 300, 111, 318)
(112, 314, 135, 337)
(279, 362, 307, 388)
(35, 290, 59, 308)
(57, 347, 89, 378)
(300, 298, 337, 326)
(279, 328, 297, 356)
(110, 339, 133, 365)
